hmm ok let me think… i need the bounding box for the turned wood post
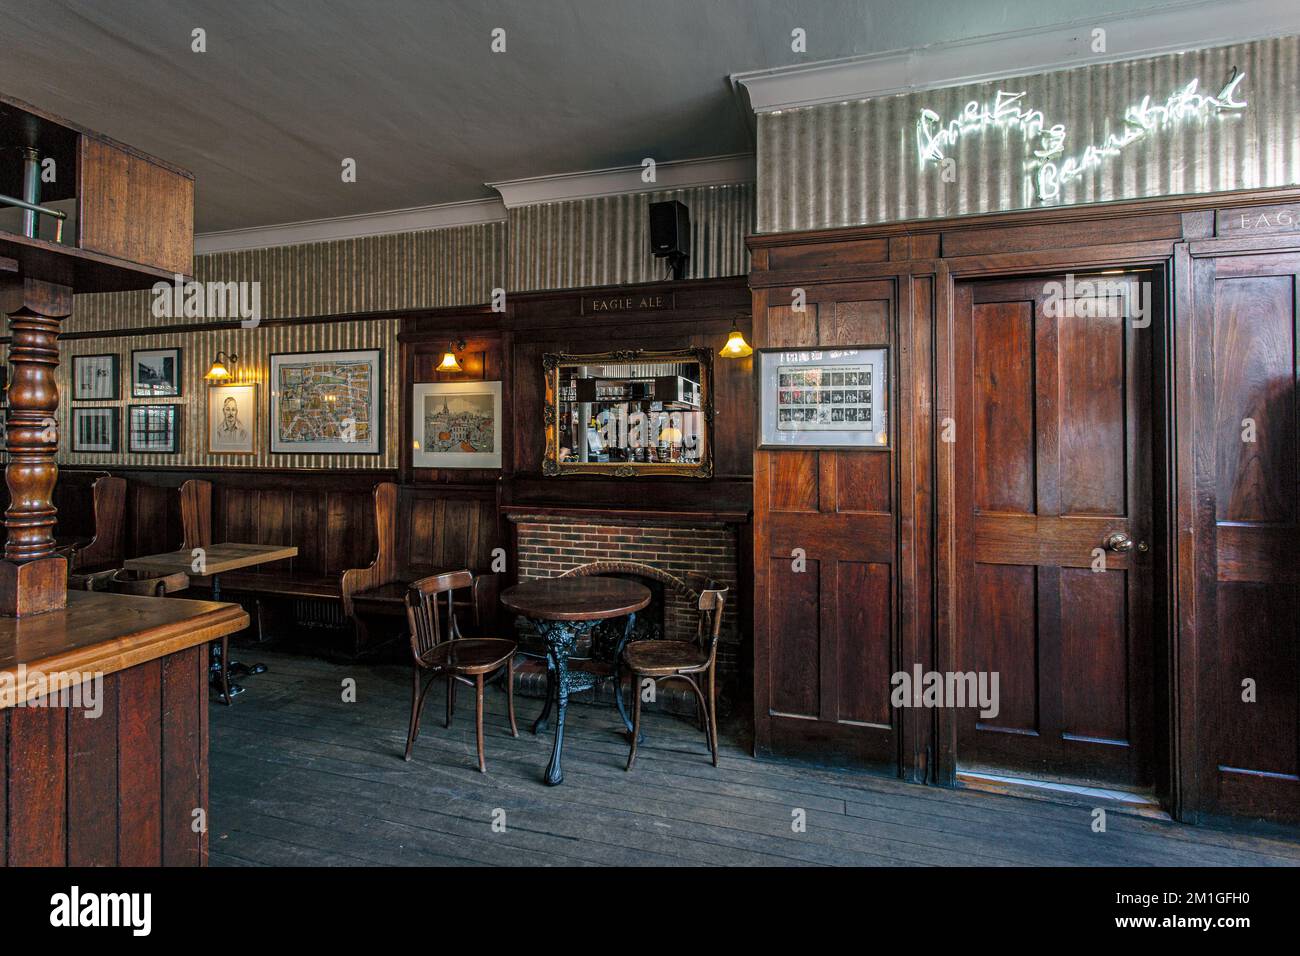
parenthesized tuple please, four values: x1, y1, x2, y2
(0, 276, 71, 615)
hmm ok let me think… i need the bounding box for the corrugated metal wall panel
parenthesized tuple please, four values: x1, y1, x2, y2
(65, 221, 507, 334)
(757, 35, 1300, 232)
(508, 182, 754, 291)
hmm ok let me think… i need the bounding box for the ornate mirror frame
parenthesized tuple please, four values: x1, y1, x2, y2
(543, 347, 715, 478)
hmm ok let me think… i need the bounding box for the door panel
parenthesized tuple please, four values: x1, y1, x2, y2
(954, 274, 1154, 788)
(1189, 252, 1300, 822)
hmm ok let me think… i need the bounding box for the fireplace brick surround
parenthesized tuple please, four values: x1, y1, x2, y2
(507, 511, 744, 713)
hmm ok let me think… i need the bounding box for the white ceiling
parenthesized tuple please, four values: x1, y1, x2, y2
(0, 0, 1213, 232)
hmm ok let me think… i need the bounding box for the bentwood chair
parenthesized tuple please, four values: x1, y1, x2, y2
(622, 585, 727, 770)
(404, 570, 518, 772)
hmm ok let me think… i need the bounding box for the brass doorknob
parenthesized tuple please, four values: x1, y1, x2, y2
(1103, 531, 1134, 552)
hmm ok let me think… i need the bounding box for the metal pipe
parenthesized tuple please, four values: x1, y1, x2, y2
(0, 190, 67, 244)
(19, 147, 39, 238)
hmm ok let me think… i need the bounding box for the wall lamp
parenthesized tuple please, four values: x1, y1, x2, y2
(438, 339, 467, 373)
(204, 350, 239, 382)
(719, 318, 753, 358)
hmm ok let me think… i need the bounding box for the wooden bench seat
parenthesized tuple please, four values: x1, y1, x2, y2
(340, 482, 503, 650)
(217, 571, 343, 601)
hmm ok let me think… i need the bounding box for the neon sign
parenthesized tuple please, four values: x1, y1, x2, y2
(916, 71, 1248, 202)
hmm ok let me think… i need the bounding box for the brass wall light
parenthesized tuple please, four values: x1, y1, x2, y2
(437, 339, 467, 373)
(205, 350, 238, 382)
(719, 318, 752, 358)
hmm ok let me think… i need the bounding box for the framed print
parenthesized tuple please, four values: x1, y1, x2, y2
(128, 404, 181, 453)
(207, 383, 257, 455)
(71, 406, 120, 453)
(72, 354, 120, 400)
(757, 346, 889, 450)
(131, 347, 182, 397)
(270, 349, 382, 454)
(412, 381, 502, 469)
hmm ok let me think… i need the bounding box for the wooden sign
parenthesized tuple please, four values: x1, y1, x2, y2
(1217, 202, 1300, 237)
(582, 292, 674, 315)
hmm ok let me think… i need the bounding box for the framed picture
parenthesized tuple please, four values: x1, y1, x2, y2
(207, 383, 257, 455)
(757, 346, 889, 450)
(131, 347, 182, 397)
(72, 354, 120, 400)
(128, 404, 181, 453)
(412, 381, 502, 469)
(270, 349, 382, 455)
(71, 406, 120, 453)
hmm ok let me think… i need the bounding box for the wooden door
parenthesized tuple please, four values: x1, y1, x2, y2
(753, 280, 903, 766)
(1185, 248, 1300, 823)
(952, 273, 1155, 789)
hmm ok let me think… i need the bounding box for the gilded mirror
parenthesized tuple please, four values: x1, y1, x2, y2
(543, 348, 713, 478)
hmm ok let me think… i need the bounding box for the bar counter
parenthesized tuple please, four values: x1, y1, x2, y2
(0, 591, 248, 866)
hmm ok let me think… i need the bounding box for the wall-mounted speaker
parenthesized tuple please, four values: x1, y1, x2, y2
(649, 200, 690, 279)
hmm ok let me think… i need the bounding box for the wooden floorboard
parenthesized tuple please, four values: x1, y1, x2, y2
(208, 650, 1300, 867)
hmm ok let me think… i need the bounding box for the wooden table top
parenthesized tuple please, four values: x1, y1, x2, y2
(125, 542, 298, 576)
(500, 577, 650, 621)
(0, 590, 248, 709)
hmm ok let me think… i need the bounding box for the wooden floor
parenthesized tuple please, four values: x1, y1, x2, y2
(210, 650, 1300, 867)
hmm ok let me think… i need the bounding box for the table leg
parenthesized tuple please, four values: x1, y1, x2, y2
(211, 573, 268, 682)
(532, 663, 554, 735)
(539, 619, 584, 786)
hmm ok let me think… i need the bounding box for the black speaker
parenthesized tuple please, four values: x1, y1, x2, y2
(648, 200, 690, 278)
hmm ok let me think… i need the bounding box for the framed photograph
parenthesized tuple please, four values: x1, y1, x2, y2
(412, 381, 502, 469)
(131, 347, 182, 397)
(757, 346, 889, 450)
(128, 404, 181, 453)
(270, 349, 382, 454)
(207, 383, 257, 455)
(71, 406, 120, 453)
(72, 354, 120, 401)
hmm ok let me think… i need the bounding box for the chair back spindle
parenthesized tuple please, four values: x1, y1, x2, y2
(405, 569, 473, 665)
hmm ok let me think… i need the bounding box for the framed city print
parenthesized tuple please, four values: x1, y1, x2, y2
(131, 347, 183, 397)
(71, 406, 120, 453)
(412, 381, 502, 469)
(757, 346, 889, 450)
(128, 404, 181, 453)
(72, 353, 120, 400)
(270, 349, 382, 454)
(207, 383, 257, 455)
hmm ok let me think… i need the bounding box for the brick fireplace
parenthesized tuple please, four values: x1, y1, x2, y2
(506, 509, 745, 714)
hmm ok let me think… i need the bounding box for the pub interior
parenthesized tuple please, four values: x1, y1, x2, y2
(1, 0, 1298, 895)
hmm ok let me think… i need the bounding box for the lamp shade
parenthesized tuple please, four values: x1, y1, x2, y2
(437, 351, 463, 372)
(720, 326, 753, 358)
(205, 351, 234, 381)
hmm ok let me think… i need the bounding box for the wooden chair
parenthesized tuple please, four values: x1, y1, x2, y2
(179, 478, 212, 551)
(404, 570, 518, 772)
(623, 585, 727, 771)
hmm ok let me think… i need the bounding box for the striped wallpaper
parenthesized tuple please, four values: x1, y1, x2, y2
(507, 183, 754, 291)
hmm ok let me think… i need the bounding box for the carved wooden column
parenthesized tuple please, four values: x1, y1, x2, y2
(0, 276, 71, 615)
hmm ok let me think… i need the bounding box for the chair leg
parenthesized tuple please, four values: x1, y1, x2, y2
(707, 665, 719, 767)
(626, 673, 643, 771)
(220, 635, 232, 706)
(404, 668, 421, 761)
(445, 675, 455, 728)
(506, 657, 518, 737)
(475, 673, 486, 773)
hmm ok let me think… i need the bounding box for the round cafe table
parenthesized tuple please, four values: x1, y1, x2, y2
(500, 577, 650, 785)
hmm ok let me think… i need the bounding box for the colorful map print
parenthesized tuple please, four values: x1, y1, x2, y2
(276, 360, 374, 445)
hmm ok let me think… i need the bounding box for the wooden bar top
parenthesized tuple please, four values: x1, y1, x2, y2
(0, 590, 248, 709)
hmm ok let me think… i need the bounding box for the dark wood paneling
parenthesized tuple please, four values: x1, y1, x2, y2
(67, 676, 119, 866)
(117, 659, 163, 866)
(6, 702, 67, 865)
(162, 645, 205, 866)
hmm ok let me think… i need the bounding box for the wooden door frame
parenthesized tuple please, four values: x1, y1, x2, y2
(932, 250, 1180, 811)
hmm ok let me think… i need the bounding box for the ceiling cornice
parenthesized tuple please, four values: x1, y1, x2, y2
(731, 0, 1300, 113)
(193, 197, 507, 255)
(487, 153, 755, 208)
